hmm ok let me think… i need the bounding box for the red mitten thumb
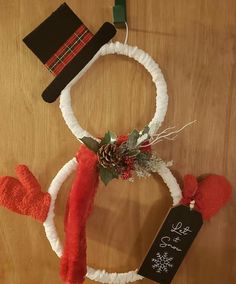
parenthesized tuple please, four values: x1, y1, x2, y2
(0, 165, 51, 222)
(181, 175, 198, 205)
(15, 165, 42, 193)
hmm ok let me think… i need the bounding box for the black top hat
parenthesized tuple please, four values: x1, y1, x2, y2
(23, 3, 116, 103)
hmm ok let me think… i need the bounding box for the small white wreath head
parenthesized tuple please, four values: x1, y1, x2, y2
(59, 42, 168, 141)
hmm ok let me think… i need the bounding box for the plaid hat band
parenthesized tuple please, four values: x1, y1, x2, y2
(45, 24, 93, 76)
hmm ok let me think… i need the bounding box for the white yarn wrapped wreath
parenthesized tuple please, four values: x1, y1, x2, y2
(43, 42, 183, 283)
(59, 41, 169, 140)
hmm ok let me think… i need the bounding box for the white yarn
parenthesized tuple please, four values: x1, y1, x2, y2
(59, 41, 168, 141)
(43, 157, 182, 283)
(43, 158, 78, 257)
(156, 160, 182, 205)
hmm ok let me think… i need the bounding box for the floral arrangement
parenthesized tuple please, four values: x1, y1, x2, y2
(81, 127, 163, 185)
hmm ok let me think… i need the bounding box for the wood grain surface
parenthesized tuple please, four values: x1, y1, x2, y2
(0, 1, 235, 283)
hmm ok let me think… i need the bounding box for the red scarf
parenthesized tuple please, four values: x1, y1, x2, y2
(60, 145, 99, 284)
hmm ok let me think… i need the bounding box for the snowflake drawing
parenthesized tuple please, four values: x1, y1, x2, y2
(152, 252, 174, 273)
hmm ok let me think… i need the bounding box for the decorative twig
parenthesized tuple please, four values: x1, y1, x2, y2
(141, 120, 197, 147)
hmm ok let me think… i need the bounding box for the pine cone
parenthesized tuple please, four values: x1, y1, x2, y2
(97, 143, 122, 168)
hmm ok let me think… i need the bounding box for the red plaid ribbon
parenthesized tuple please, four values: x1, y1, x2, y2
(45, 24, 93, 76)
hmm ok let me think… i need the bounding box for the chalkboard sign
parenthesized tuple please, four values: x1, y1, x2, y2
(138, 205, 203, 284)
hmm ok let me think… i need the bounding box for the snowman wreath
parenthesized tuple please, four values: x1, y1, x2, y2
(0, 3, 232, 284)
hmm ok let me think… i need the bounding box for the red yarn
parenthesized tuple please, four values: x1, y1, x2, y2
(60, 145, 99, 284)
(0, 165, 51, 222)
(181, 174, 232, 220)
(181, 175, 198, 205)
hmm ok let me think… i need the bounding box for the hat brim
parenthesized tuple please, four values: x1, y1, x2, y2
(42, 22, 116, 103)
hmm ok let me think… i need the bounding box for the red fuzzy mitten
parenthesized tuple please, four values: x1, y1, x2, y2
(0, 165, 51, 222)
(181, 174, 232, 220)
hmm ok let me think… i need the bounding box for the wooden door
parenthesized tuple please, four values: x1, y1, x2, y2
(0, 1, 235, 283)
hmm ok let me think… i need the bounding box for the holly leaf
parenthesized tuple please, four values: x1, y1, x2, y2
(109, 131, 117, 142)
(127, 129, 140, 148)
(81, 137, 100, 153)
(100, 131, 117, 146)
(142, 125, 150, 135)
(128, 149, 140, 157)
(100, 132, 111, 146)
(99, 166, 118, 186)
(136, 126, 151, 146)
